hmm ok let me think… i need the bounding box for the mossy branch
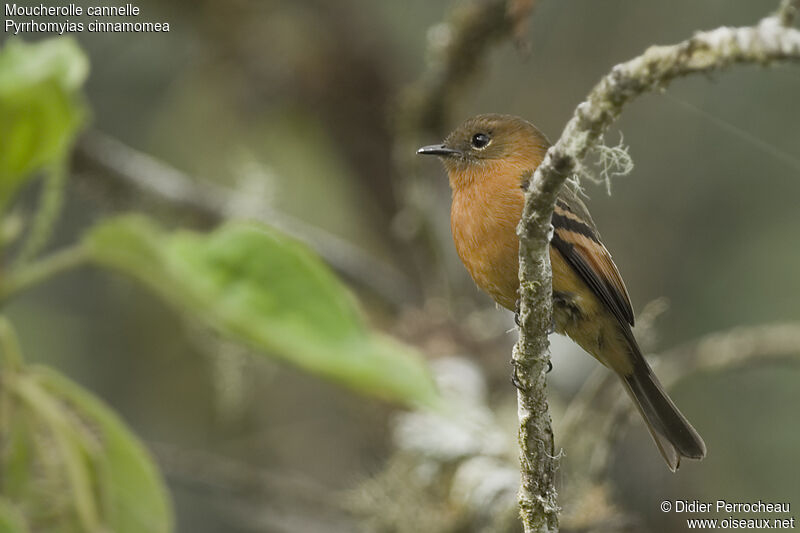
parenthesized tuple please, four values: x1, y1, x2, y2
(512, 7, 800, 533)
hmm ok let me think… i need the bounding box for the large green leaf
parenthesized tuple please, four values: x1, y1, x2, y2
(1, 366, 172, 533)
(0, 37, 88, 210)
(85, 215, 440, 407)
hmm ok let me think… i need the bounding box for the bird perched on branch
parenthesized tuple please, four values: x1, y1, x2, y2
(418, 113, 706, 471)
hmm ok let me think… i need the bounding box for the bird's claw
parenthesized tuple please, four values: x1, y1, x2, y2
(510, 358, 552, 389)
(510, 359, 528, 391)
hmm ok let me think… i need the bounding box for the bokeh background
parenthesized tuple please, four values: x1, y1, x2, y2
(2, 0, 799, 531)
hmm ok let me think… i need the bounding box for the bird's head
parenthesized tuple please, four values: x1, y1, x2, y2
(417, 114, 550, 190)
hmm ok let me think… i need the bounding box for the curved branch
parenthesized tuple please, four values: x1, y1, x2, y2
(398, 0, 537, 138)
(74, 131, 415, 307)
(513, 9, 800, 533)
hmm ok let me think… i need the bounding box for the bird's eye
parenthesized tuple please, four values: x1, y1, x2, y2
(471, 133, 490, 149)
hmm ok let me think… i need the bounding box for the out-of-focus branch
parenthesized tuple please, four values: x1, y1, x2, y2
(0, 245, 88, 302)
(151, 442, 355, 533)
(513, 7, 800, 533)
(398, 0, 536, 139)
(776, 0, 799, 27)
(658, 322, 800, 379)
(392, 0, 537, 298)
(74, 130, 415, 308)
(151, 441, 331, 505)
(350, 357, 521, 533)
(354, 323, 799, 532)
(559, 323, 800, 483)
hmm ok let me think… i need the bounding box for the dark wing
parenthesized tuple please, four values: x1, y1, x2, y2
(550, 185, 635, 327)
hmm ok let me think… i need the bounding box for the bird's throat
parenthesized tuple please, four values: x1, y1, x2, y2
(449, 168, 526, 310)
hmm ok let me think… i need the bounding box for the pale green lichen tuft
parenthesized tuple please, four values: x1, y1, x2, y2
(588, 133, 634, 195)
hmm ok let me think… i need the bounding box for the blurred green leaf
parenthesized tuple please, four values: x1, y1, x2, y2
(0, 498, 29, 533)
(35, 368, 173, 533)
(85, 215, 440, 407)
(2, 366, 173, 533)
(0, 416, 34, 505)
(0, 37, 88, 211)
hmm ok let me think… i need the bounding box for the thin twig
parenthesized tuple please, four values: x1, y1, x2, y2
(149, 441, 333, 505)
(74, 131, 415, 307)
(659, 322, 800, 378)
(149, 441, 355, 533)
(0, 245, 88, 302)
(513, 9, 800, 533)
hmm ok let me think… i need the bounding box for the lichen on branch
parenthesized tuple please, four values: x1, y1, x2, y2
(512, 6, 800, 533)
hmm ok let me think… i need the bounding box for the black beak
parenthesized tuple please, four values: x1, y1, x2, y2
(417, 144, 461, 157)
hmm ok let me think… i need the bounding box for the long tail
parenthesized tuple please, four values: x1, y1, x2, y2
(620, 348, 707, 471)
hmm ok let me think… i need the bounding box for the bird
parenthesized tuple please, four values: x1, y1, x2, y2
(417, 113, 706, 471)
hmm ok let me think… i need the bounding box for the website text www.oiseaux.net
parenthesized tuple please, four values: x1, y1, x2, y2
(660, 499, 794, 530)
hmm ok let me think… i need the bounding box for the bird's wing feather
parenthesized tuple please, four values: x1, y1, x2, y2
(551, 186, 635, 327)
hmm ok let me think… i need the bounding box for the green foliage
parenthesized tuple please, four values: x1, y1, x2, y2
(0, 326, 173, 533)
(0, 37, 88, 211)
(0, 35, 441, 533)
(85, 215, 440, 408)
(0, 498, 29, 533)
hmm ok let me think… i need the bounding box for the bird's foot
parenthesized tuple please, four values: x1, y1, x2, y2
(510, 359, 528, 392)
(510, 359, 552, 389)
(514, 299, 521, 327)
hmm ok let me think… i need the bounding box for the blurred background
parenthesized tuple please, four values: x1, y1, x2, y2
(2, 0, 799, 532)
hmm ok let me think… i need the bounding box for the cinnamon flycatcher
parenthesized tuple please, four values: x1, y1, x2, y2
(418, 113, 706, 471)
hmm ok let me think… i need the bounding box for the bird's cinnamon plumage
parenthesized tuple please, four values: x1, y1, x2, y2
(418, 113, 706, 471)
